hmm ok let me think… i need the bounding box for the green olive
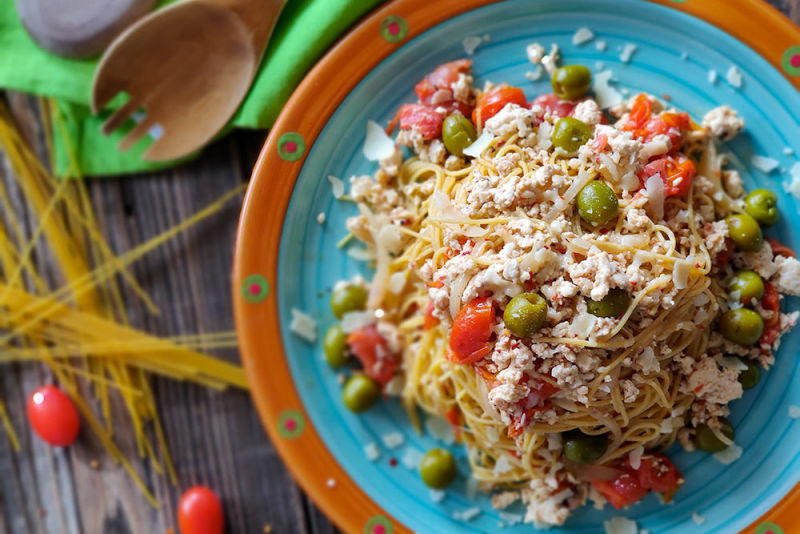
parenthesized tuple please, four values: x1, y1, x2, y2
(342, 374, 380, 413)
(728, 270, 765, 303)
(563, 430, 608, 463)
(552, 117, 592, 154)
(442, 114, 477, 157)
(420, 448, 457, 489)
(719, 308, 764, 346)
(551, 65, 592, 101)
(323, 325, 349, 368)
(586, 288, 630, 318)
(330, 284, 368, 319)
(577, 181, 619, 226)
(695, 419, 735, 452)
(744, 188, 779, 227)
(738, 359, 761, 390)
(726, 213, 763, 252)
(503, 293, 547, 338)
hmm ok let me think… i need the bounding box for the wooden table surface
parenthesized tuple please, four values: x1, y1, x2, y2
(1, 2, 798, 533)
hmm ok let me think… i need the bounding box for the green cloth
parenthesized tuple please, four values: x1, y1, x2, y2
(0, 0, 384, 176)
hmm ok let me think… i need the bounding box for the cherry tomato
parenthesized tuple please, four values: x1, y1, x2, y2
(448, 297, 496, 364)
(642, 155, 696, 197)
(472, 86, 527, 127)
(760, 280, 781, 345)
(623, 93, 652, 131)
(591, 467, 648, 509)
(393, 104, 444, 140)
(634, 455, 683, 493)
(347, 324, 398, 385)
(178, 486, 224, 534)
(531, 93, 578, 119)
(424, 301, 440, 330)
(27, 385, 80, 446)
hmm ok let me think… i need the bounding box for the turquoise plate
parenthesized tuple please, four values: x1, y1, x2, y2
(276, 0, 800, 531)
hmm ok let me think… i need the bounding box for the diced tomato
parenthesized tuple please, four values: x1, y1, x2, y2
(347, 324, 398, 385)
(635, 111, 691, 149)
(591, 133, 608, 152)
(448, 297, 496, 364)
(393, 104, 444, 139)
(634, 455, 683, 493)
(444, 406, 463, 441)
(412, 59, 474, 119)
(623, 93, 652, 132)
(760, 280, 781, 345)
(507, 404, 551, 438)
(531, 93, 576, 119)
(473, 86, 527, 127)
(427, 59, 472, 91)
(424, 301, 440, 330)
(473, 364, 498, 387)
(766, 237, 796, 258)
(642, 154, 696, 197)
(591, 468, 649, 510)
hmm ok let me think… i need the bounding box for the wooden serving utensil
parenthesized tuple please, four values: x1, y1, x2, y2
(91, 0, 286, 161)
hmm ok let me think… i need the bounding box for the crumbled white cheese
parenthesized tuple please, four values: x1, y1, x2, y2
(595, 40, 608, 52)
(526, 42, 545, 64)
(364, 442, 380, 461)
(363, 120, 395, 161)
(692, 513, 706, 525)
(526, 66, 544, 81)
(463, 131, 493, 157)
(604, 516, 638, 534)
(462, 36, 483, 56)
(425, 415, 456, 444)
(788, 162, 800, 198)
(289, 308, 317, 342)
(387, 271, 407, 294)
(713, 444, 743, 465)
(726, 66, 743, 88)
(541, 44, 560, 74)
(452, 507, 481, 522)
(381, 431, 405, 449)
(720, 356, 748, 371)
(620, 44, 637, 63)
(784, 147, 794, 156)
(499, 512, 524, 526)
(493, 455, 513, 475)
(429, 489, 446, 503)
(401, 447, 423, 469)
(752, 155, 779, 173)
(316, 212, 326, 224)
(572, 27, 595, 45)
(629, 446, 644, 470)
(328, 175, 345, 198)
(593, 70, 623, 108)
(790, 405, 800, 419)
(708, 69, 718, 84)
(326, 477, 336, 488)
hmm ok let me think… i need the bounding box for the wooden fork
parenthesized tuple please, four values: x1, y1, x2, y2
(91, 0, 286, 161)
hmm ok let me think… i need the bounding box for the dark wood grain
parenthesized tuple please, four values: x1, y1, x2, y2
(0, 2, 797, 533)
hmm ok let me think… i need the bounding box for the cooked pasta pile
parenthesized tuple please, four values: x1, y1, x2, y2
(329, 51, 800, 525)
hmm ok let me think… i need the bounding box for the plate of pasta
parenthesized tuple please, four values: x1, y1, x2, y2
(233, 0, 800, 532)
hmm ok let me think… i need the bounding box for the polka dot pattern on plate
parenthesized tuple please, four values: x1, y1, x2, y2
(756, 522, 784, 534)
(783, 46, 800, 76)
(380, 15, 408, 43)
(277, 410, 306, 439)
(363, 515, 393, 534)
(277, 132, 306, 161)
(241, 274, 270, 303)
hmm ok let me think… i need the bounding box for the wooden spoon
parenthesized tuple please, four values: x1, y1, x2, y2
(91, 0, 286, 161)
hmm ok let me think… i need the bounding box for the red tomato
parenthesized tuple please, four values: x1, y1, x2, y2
(591, 468, 649, 509)
(27, 385, 80, 446)
(178, 486, 224, 534)
(634, 455, 683, 493)
(424, 301, 440, 330)
(473, 86, 527, 127)
(393, 104, 444, 140)
(760, 280, 781, 345)
(531, 93, 576, 119)
(449, 297, 496, 364)
(428, 59, 472, 89)
(347, 324, 398, 385)
(766, 237, 796, 258)
(623, 93, 652, 131)
(642, 155, 696, 197)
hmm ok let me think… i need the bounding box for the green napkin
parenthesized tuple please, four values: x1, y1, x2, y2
(0, 0, 384, 176)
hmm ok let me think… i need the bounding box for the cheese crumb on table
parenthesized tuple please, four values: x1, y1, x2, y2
(789, 405, 800, 419)
(751, 155, 779, 173)
(381, 431, 405, 449)
(326, 477, 336, 488)
(713, 444, 743, 465)
(572, 27, 594, 45)
(603, 516, 638, 534)
(364, 442, 380, 461)
(726, 66, 743, 88)
(595, 40, 607, 51)
(708, 69, 718, 84)
(316, 212, 326, 224)
(289, 309, 317, 342)
(692, 513, 706, 525)
(620, 44, 637, 63)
